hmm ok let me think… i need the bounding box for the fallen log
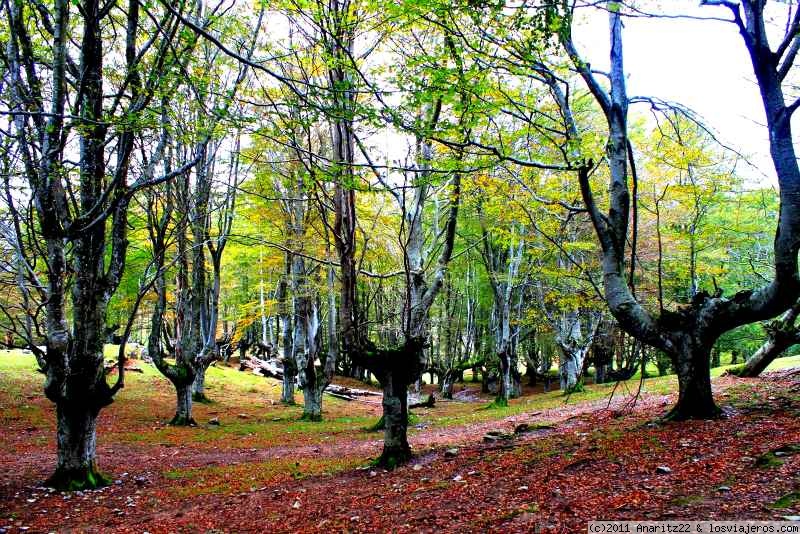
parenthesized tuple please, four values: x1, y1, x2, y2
(409, 393, 435, 409)
(103, 358, 143, 375)
(242, 356, 381, 401)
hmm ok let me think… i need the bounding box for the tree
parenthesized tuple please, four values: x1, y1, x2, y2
(558, 0, 800, 419)
(2, 0, 197, 487)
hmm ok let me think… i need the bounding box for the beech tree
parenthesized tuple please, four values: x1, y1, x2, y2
(557, 0, 800, 418)
(2, 0, 198, 487)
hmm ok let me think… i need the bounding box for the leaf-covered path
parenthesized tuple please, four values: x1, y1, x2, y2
(2, 355, 800, 533)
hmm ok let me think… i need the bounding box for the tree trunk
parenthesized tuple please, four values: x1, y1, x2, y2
(46, 404, 109, 490)
(192, 364, 209, 403)
(497, 350, 513, 404)
(739, 335, 794, 377)
(440, 371, 455, 399)
(171, 382, 196, 426)
(301, 384, 323, 422)
(379, 370, 411, 468)
(281, 361, 296, 405)
(667, 336, 720, 420)
(560, 351, 580, 391)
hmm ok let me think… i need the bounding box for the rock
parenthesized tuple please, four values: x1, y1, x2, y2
(350, 516, 360, 522)
(237, 413, 249, 419)
(209, 417, 220, 426)
(292, 500, 301, 509)
(412, 464, 423, 471)
(717, 486, 731, 492)
(444, 448, 459, 458)
(483, 430, 513, 442)
(452, 475, 463, 482)
(514, 423, 530, 434)
(517, 485, 529, 491)
(656, 466, 672, 474)
(369, 471, 377, 477)
(782, 516, 800, 521)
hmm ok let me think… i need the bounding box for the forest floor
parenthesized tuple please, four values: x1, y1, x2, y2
(2, 352, 800, 533)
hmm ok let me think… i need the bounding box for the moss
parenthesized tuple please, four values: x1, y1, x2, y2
(564, 380, 585, 395)
(481, 397, 508, 410)
(168, 414, 197, 426)
(366, 415, 385, 432)
(192, 392, 213, 404)
(772, 491, 800, 509)
(670, 494, 705, 506)
(299, 412, 323, 422)
(45, 464, 112, 491)
(373, 448, 411, 470)
(756, 444, 800, 468)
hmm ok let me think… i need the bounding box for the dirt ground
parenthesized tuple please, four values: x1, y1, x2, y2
(1, 353, 800, 533)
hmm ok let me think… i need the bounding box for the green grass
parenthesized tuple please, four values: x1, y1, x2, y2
(3, 348, 800, 451)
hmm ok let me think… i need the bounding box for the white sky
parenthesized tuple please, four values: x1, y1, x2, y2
(574, 0, 797, 186)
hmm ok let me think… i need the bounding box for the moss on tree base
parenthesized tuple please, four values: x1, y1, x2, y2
(192, 392, 213, 404)
(45, 465, 111, 491)
(374, 447, 412, 470)
(366, 415, 385, 431)
(169, 414, 197, 426)
(299, 412, 322, 422)
(663, 402, 722, 422)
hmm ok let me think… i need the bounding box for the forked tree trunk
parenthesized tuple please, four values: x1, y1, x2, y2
(46, 404, 109, 490)
(440, 371, 455, 399)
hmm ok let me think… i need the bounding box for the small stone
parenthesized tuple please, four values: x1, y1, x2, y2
(420, 477, 430, 482)
(412, 464, 423, 471)
(514, 423, 530, 434)
(656, 466, 672, 474)
(452, 475, 463, 482)
(26, 499, 35, 504)
(517, 485, 529, 491)
(369, 471, 377, 477)
(717, 486, 731, 492)
(467, 471, 479, 476)
(350, 516, 360, 522)
(209, 417, 220, 426)
(292, 500, 301, 509)
(483, 430, 513, 442)
(444, 448, 459, 458)
(237, 413, 249, 419)
(775, 451, 788, 457)
(782, 516, 800, 521)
